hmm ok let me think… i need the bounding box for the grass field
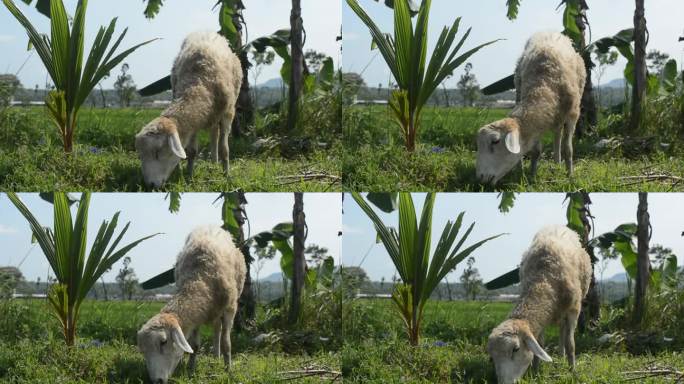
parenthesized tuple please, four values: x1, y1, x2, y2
(343, 105, 684, 192)
(343, 299, 684, 383)
(0, 107, 341, 192)
(0, 299, 340, 383)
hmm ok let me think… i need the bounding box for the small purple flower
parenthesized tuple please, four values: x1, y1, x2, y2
(431, 146, 445, 153)
(89, 146, 101, 154)
(433, 340, 447, 347)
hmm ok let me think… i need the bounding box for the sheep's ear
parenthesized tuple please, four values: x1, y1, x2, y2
(504, 129, 521, 154)
(168, 131, 187, 159)
(171, 326, 194, 353)
(524, 334, 552, 362)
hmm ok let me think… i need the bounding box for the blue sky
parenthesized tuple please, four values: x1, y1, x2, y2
(0, 193, 342, 283)
(343, 193, 684, 283)
(0, 0, 341, 89)
(343, 0, 684, 88)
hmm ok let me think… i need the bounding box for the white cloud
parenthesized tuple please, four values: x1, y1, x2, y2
(0, 224, 17, 235)
(342, 224, 363, 235)
(344, 32, 360, 41)
(0, 35, 15, 43)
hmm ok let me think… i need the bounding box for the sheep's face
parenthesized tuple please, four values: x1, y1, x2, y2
(135, 118, 187, 189)
(137, 314, 193, 384)
(476, 119, 522, 185)
(487, 321, 552, 384)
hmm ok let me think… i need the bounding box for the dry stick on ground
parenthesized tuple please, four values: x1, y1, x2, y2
(277, 173, 341, 185)
(619, 174, 684, 189)
(278, 369, 342, 382)
(622, 365, 684, 382)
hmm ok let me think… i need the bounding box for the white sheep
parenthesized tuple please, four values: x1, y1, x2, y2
(476, 32, 586, 185)
(487, 225, 591, 384)
(137, 225, 246, 384)
(135, 31, 243, 188)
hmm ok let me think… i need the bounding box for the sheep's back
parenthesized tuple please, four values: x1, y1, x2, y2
(172, 31, 242, 105)
(175, 225, 247, 310)
(519, 225, 592, 312)
(516, 32, 586, 112)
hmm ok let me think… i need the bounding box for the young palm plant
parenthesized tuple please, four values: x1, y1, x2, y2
(346, 0, 498, 151)
(2, 0, 155, 152)
(6, 192, 158, 346)
(351, 192, 503, 345)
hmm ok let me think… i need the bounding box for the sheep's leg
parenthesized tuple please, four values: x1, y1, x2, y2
(186, 134, 198, 179)
(559, 318, 567, 358)
(564, 313, 578, 368)
(529, 140, 543, 180)
(221, 307, 237, 368)
(563, 118, 577, 176)
(212, 318, 222, 358)
(219, 116, 231, 173)
(209, 124, 220, 164)
(187, 328, 200, 375)
(553, 128, 562, 164)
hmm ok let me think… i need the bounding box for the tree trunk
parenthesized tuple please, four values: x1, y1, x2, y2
(406, 115, 416, 152)
(630, 0, 647, 132)
(634, 192, 650, 325)
(234, 192, 255, 331)
(289, 193, 306, 324)
(101, 277, 108, 301)
(441, 83, 450, 107)
(575, 0, 597, 138)
(99, 83, 106, 109)
(575, 192, 600, 333)
(65, 308, 75, 346)
(445, 277, 453, 301)
(231, 4, 253, 138)
(287, 0, 304, 131)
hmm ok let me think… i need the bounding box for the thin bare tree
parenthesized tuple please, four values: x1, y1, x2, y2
(289, 193, 306, 323)
(634, 192, 650, 325)
(630, 0, 647, 132)
(287, 0, 304, 131)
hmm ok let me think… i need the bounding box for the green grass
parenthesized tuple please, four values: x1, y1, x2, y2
(343, 298, 684, 383)
(0, 107, 341, 191)
(0, 299, 340, 383)
(343, 105, 684, 192)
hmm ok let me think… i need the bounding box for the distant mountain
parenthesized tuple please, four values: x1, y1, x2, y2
(259, 271, 284, 282)
(604, 272, 628, 282)
(258, 78, 284, 88)
(601, 78, 627, 89)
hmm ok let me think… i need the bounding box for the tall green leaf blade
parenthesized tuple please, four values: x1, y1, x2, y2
(70, 192, 89, 299)
(6, 193, 57, 275)
(49, 0, 70, 90)
(482, 74, 515, 95)
(346, 0, 400, 84)
(393, 0, 412, 89)
(398, 193, 417, 282)
(141, 268, 175, 289)
(138, 75, 172, 96)
(412, 192, 434, 302)
(66, 0, 87, 109)
(351, 192, 404, 280)
(3, 0, 58, 81)
(485, 268, 520, 290)
(367, 193, 398, 213)
(53, 192, 74, 284)
(408, 0, 430, 110)
(86, 232, 160, 302)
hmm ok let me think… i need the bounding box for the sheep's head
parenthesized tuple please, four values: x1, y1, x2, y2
(137, 313, 193, 384)
(135, 117, 187, 189)
(487, 319, 552, 384)
(476, 118, 522, 185)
